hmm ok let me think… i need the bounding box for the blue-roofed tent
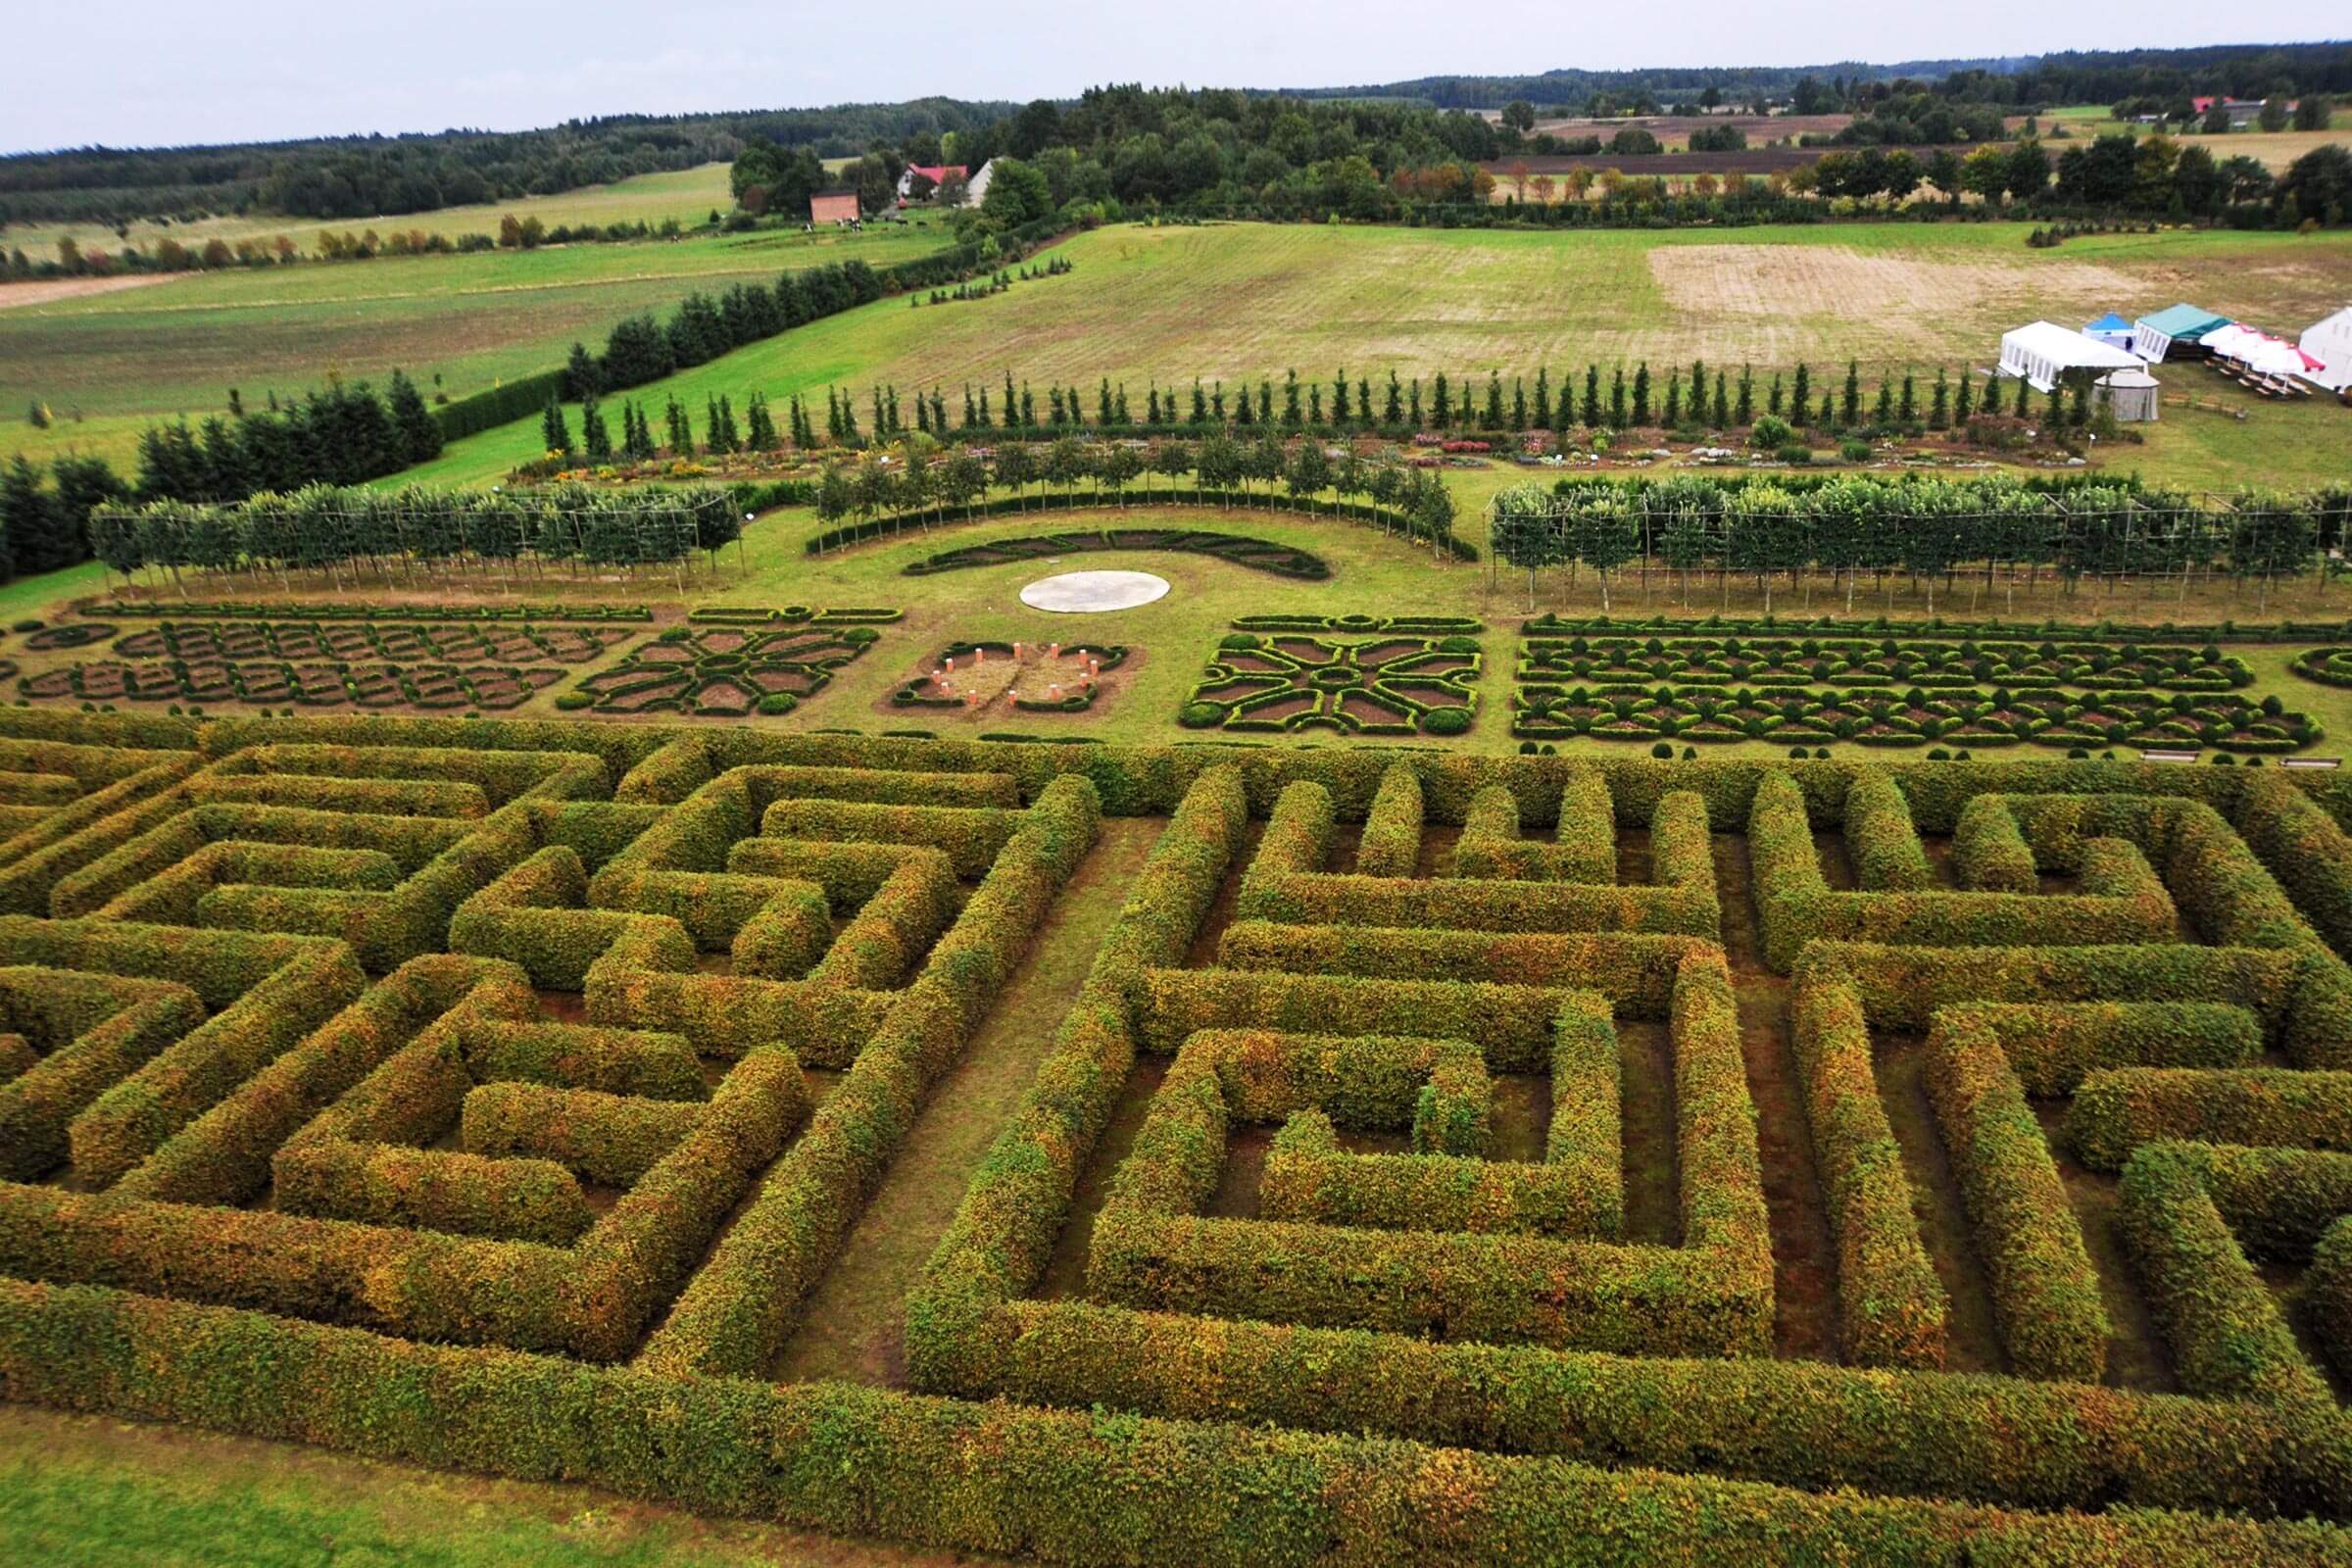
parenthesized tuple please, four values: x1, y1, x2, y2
(2082, 312, 2135, 352)
(2134, 304, 2231, 363)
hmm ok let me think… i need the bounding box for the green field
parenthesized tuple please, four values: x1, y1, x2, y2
(0, 220, 951, 472)
(0, 164, 744, 263)
(385, 219, 2352, 491)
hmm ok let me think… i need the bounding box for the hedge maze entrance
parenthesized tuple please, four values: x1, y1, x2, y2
(0, 707, 2349, 1564)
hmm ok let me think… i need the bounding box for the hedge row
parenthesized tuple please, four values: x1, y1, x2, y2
(5, 1282, 2348, 1568)
(636, 774, 1101, 1378)
(460, 1081, 708, 1188)
(2117, 1144, 2340, 1414)
(2142, 1141, 2352, 1262)
(1929, 1000, 2264, 1097)
(272, 1141, 593, 1245)
(762, 798, 1017, 878)
(1951, 795, 2036, 892)
(2069, 1067, 2352, 1172)
(2314, 1216, 2352, 1387)
(1787, 961, 1947, 1368)
(1451, 770, 1619, 884)
(1353, 761, 1422, 879)
(1211, 925, 1697, 1023)
(1842, 769, 1933, 891)
(1921, 1012, 2110, 1382)
(1521, 609, 2352, 647)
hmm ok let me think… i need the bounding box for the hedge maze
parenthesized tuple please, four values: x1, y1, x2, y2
(1181, 631, 1482, 736)
(0, 709, 2350, 1565)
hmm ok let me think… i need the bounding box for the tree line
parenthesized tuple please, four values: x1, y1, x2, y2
(0, 370, 449, 589)
(0, 100, 1011, 227)
(1492, 474, 2352, 612)
(84, 484, 741, 587)
(806, 432, 1463, 552)
(618, 359, 2091, 458)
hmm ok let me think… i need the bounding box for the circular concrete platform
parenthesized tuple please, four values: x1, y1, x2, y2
(1018, 569, 1170, 612)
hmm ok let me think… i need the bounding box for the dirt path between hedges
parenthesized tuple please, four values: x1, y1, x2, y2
(1713, 834, 1842, 1361)
(769, 816, 1165, 1388)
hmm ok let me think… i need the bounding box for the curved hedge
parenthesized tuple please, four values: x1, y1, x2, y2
(905, 527, 1328, 580)
(807, 488, 1478, 561)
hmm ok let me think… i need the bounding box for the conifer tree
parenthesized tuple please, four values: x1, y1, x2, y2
(1631, 364, 1651, 426)
(581, 396, 612, 461)
(1767, 373, 1784, 417)
(1608, 366, 1627, 428)
(1019, 384, 1034, 427)
(962, 384, 978, 429)
(1952, 372, 1974, 424)
(541, 396, 574, 457)
(1257, 381, 1272, 424)
(1212, 382, 1227, 421)
(1664, 370, 1683, 427)
(1484, 370, 1504, 430)
(1841, 361, 1862, 426)
(1356, 376, 1370, 426)
(1003, 370, 1019, 429)
(1581, 365, 1601, 427)
(666, 396, 693, 454)
(1873, 377, 1894, 428)
(1791, 364, 1811, 423)
(1433, 372, 1451, 426)
(1191, 381, 1209, 425)
(1533, 368, 1551, 429)
(1385, 370, 1403, 425)
(384, 369, 442, 464)
(1308, 385, 1323, 424)
(1333, 369, 1349, 423)
(1897, 372, 1916, 425)
(1929, 368, 1950, 430)
(1283, 368, 1302, 427)
(1407, 379, 1423, 427)
(1511, 376, 1526, 431)
(1735, 366, 1754, 425)
(1711, 372, 1729, 428)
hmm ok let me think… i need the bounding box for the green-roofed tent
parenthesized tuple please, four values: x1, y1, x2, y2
(2134, 304, 2231, 362)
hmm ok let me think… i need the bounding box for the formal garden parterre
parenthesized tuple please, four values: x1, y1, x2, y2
(1182, 631, 1484, 737)
(0, 702, 2345, 1563)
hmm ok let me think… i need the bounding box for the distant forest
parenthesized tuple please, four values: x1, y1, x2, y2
(1286, 42, 2352, 114)
(0, 99, 1011, 226)
(3, 40, 2347, 231)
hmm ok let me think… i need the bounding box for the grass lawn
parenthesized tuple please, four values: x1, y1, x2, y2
(0, 164, 743, 262)
(0, 220, 952, 471)
(0, 1405, 992, 1567)
(386, 219, 2352, 490)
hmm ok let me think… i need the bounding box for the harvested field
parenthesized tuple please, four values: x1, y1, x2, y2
(0, 274, 180, 312)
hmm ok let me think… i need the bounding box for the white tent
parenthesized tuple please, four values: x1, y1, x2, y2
(2301, 307, 2352, 392)
(1997, 321, 2144, 394)
(2095, 367, 2160, 422)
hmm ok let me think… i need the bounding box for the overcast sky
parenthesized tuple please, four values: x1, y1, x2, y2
(4, 1, 2339, 153)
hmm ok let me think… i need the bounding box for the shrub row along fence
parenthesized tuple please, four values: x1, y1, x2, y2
(1491, 477, 2352, 614)
(85, 484, 747, 592)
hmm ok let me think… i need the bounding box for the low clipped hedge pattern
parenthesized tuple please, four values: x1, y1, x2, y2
(568, 624, 881, 718)
(1184, 632, 1480, 738)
